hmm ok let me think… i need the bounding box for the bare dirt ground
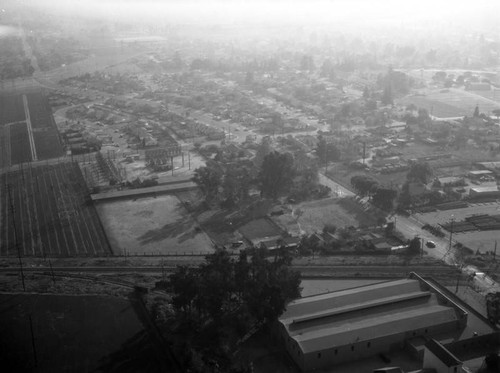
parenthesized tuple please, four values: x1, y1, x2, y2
(96, 194, 214, 255)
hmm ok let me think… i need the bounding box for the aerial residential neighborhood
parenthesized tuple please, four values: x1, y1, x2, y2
(0, 0, 499, 372)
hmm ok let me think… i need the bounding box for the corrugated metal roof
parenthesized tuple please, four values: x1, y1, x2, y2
(293, 305, 457, 353)
(279, 279, 460, 354)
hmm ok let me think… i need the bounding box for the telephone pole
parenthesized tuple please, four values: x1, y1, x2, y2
(7, 184, 26, 291)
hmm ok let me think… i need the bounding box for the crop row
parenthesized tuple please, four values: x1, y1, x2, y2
(0, 162, 111, 257)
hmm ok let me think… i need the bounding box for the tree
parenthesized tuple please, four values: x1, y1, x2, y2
(350, 175, 379, 197)
(316, 135, 341, 163)
(407, 162, 433, 184)
(320, 58, 335, 80)
(170, 266, 199, 316)
(363, 86, 370, 100)
(407, 236, 421, 255)
(253, 137, 272, 168)
(372, 188, 398, 211)
(398, 181, 412, 209)
(473, 104, 480, 117)
(259, 151, 295, 199)
(192, 165, 223, 204)
(381, 84, 393, 105)
(221, 163, 251, 207)
(300, 54, 314, 71)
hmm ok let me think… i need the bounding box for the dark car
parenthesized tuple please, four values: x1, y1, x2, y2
(426, 241, 436, 248)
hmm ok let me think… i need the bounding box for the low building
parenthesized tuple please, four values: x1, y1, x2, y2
(469, 186, 500, 198)
(467, 170, 494, 180)
(465, 82, 491, 91)
(423, 339, 462, 373)
(276, 273, 468, 371)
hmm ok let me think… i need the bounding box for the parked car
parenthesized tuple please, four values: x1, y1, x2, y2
(426, 241, 436, 248)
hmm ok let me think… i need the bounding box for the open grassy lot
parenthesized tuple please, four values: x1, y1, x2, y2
(239, 218, 283, 241)
(398, 88, 500, 118)
(274, 197, 381, 236)
(96, 194, 214, 255)
(0, 293, 165, 373)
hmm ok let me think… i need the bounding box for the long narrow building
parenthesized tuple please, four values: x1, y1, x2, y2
(276, 273, 468, 371)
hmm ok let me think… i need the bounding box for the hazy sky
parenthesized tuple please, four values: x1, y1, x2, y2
(18, 0, 499, 27)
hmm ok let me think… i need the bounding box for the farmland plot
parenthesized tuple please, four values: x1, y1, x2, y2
(0, 162, 111, 257)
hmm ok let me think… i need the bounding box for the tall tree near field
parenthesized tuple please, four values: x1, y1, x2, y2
(372, 187, 398, 211)
(407, 162, 433, 184)
(192, 165, 222, 204)
(259, 151, 295, 199)
(473, 104, 480, 117)
(381, 83, 393, 105)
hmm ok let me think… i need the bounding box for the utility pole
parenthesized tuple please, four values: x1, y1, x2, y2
(324, 141, 328, 174)
(7, 184, 26, 291)
(29, 315, 38, 368)
(448, 216, 455, 253)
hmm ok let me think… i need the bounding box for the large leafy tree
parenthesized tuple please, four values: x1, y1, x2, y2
(192, 165, 223, 204)
(350, 175, 379, 197)
(372, 187, 398, 211)
(221, 163, 251, 207)
(407, 161, 433, 184)
(166, 249, 301, 371)
(259, 151, 295, 199)
(316, 135, 341, 163)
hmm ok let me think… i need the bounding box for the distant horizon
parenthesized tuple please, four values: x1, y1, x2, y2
(3, 0, 498, 29)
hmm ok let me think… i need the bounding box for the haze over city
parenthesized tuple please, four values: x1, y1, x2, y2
(1, 1, 500, 372)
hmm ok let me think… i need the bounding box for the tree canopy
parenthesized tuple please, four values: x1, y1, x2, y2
(165, 249, 301, 371)
(259, 151, 295, 199)
(192, 164, 223, 204)
(350, 175, 379, 197)
(372, 187, 398, 211)
(316, 135, 341, 163)
(407, 162, 433, 184)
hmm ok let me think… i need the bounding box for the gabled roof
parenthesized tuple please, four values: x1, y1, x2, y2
(425, 339, 461, 367)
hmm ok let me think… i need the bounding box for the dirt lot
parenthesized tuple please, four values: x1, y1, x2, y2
(96, 194, 214, 255)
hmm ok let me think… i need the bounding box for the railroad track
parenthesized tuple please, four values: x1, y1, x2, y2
(0, 265, 459, 278)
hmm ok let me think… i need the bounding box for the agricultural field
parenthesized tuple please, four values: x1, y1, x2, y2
(0, 293, 165, 372)
(398, 88, 500, 118)
(0, 162, 111, 257)
(96, 194, 214, 256)
(0, 92, 63, 167)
